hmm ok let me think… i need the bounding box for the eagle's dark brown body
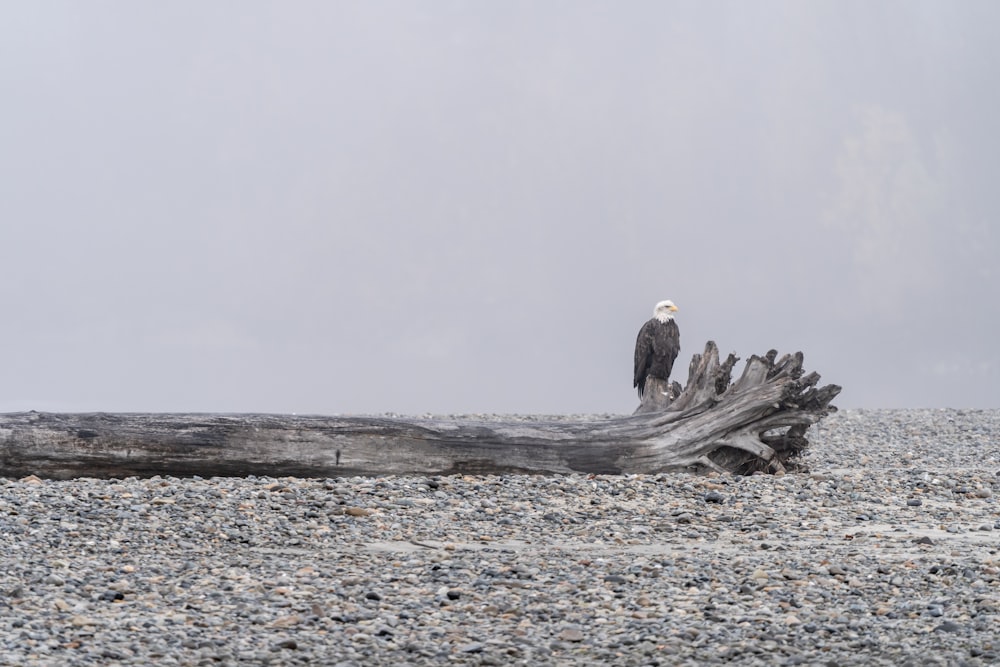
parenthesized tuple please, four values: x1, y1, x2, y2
(633, 317, 680, 398)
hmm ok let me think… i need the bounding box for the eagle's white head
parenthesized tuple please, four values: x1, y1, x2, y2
(653, 300, 678, 323)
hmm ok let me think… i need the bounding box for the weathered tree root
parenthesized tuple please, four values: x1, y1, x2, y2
(633, 341, 840, 474)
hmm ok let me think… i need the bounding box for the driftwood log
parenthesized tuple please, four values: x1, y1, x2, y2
(0, 341, 839, 480)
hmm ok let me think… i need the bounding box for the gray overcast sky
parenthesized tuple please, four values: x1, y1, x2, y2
(2, 1, 998, 415)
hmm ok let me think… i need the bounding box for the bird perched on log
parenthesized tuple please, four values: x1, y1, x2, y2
(634, 300, 680, 399)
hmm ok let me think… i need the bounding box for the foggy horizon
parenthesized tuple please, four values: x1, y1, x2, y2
(2, 2, 997, 415)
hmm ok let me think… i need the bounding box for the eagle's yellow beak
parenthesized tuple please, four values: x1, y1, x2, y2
(669, 304, 679, 312)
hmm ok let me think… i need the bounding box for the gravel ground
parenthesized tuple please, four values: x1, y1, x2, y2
(1, 408, 998, 666)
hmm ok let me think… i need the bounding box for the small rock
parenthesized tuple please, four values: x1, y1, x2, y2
(344, 507, 373, 517)
(934, 621, 962, 633)
(558, 628, 585, 643)
(906, 498, 923, 507)
(271, 615, 302, 628)
(703, 491, 726, 504)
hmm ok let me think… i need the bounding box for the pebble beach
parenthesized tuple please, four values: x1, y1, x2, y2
(1, 408, 998, 666)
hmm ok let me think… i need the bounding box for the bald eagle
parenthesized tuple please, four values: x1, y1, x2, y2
(633, 300, 680, 398)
